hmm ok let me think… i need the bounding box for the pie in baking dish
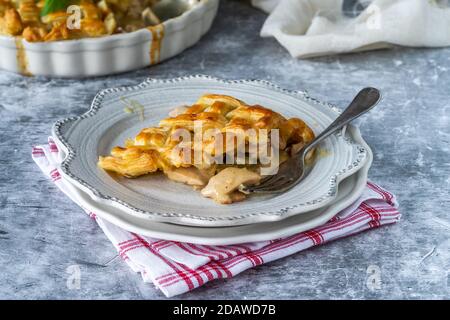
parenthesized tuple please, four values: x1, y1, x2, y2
(0, 0, 166, 42)
(98, 94, 316, 204)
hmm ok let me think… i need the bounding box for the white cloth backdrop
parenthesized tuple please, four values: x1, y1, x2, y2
(251, 0, 450, 58)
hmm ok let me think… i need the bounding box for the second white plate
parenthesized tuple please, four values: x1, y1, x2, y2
(61, 149, 371, 245)
(52, 121, 372, 245)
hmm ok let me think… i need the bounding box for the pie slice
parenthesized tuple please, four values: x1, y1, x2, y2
(98, 94, 315, 204)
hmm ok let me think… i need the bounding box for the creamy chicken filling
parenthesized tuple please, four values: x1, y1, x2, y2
(201, 167, 261, 204)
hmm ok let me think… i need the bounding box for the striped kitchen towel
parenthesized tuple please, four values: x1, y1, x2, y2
(32, 138, 400, 297)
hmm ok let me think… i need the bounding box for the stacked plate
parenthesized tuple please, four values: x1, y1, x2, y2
(51, 76, 373, 245)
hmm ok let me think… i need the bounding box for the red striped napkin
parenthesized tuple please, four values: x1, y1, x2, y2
(32, 137, 400, 297)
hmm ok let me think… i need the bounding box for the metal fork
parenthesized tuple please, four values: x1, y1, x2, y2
(239, 87, 381, 194)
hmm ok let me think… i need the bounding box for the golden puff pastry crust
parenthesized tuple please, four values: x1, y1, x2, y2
(99, 94, 316, 174)
(98, 146, 171, 177)
(98, 94, 315, 203)
(0, 0, 163, 42)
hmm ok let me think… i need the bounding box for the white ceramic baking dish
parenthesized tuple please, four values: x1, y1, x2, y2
(0, 0, 218, 77)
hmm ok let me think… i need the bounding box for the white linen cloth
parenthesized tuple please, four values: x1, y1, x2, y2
(251, 0, 450, 58)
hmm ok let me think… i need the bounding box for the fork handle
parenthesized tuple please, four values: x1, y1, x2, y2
(303, 87, 381, 154)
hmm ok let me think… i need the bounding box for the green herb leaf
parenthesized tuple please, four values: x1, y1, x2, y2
(41, 0, 72, 17)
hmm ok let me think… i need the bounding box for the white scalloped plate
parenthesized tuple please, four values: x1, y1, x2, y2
(0, 0, 218, 77)
(52, 76, 370, 227)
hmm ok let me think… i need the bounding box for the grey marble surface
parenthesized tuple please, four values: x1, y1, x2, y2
(0, 0, 449, 300)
